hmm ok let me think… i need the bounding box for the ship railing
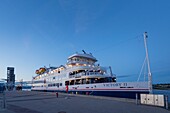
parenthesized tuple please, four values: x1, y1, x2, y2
(70, 72, 106, 78)
(67, 65, 91, 69)
(86, 72, 103, 76)
(67, 61, 95, 65)
(67, 64, 102, 69)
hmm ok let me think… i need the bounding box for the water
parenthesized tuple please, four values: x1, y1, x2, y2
(153, 89, 170, 102)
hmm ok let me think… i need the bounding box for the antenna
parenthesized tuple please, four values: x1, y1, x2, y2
(82, 50, 86, 54)
(109, 66, 113, 76)
(143, 32, 152, 94)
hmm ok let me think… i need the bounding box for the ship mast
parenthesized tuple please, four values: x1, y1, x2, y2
(143, 32, 152, 94)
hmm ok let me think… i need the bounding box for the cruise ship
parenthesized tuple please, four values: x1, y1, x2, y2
(32, 32, 151, 98)
(32, 53, 149, 98)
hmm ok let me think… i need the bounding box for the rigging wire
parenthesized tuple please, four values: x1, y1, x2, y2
(90, 33, 169, 82)
(117, 68, 170, 78)
(137, 57, 146, 82)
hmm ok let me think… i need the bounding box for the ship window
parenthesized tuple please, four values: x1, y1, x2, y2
(97, 78, 105, 83)
(69, 72, 75, 75)
(56, 83, 59, 87)
(90, 78, 104, 83)
(60, 83, 62, 86)
(75, 79, 81, 85)
(86, 79, 90, 84)
(70, 80, 74, 85)
(58, 71, 60, 73)
(53, 77, 55, 79)
(104, 77, 113, 82)
(91, 78, 94, 83)
(65, 81, 69, 85)
(48, 84, 52, 87)
(112, 77, 116, 82)
(82, 79, 86, 84)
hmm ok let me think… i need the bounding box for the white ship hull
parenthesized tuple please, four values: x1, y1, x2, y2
(32, 81, 149, 98)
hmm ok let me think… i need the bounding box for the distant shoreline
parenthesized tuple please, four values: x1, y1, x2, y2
(153, 84, 170, 90)
(153, 88, 170, 90)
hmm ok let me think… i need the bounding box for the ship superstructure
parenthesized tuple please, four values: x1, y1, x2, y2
(32, 50, 149, 98)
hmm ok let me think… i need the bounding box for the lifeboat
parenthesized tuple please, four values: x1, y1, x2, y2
(35, 68, 46, 75)
(35, 70, 40, 74)
(39, 68, 46, 74)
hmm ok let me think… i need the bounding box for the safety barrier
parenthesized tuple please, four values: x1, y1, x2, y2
(140, 94, 168, 109)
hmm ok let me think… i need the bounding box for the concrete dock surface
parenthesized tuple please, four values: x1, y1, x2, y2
(0, 91, 169, 113)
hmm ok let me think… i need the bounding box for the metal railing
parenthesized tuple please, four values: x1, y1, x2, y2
(69, 72, 106, 78)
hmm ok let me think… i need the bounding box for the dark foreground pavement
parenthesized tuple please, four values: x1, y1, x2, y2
(0, 91, 169, 113)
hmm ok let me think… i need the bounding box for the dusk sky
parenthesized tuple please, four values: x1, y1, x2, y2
(0, 0, 170, 83)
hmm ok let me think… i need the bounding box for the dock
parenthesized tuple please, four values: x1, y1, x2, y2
(0, 91, 169, 113)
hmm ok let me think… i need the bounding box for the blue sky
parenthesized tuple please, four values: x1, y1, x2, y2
(0, 0, 170, 83)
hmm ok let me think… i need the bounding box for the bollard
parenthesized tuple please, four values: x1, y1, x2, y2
(136, 93, 138, 105)
(56, 92, 58, 98)
(165, 95, 168, 110)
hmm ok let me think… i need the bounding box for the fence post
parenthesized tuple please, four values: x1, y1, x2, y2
(165, 95, 168, 110)
(136, 93, 138, 105)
